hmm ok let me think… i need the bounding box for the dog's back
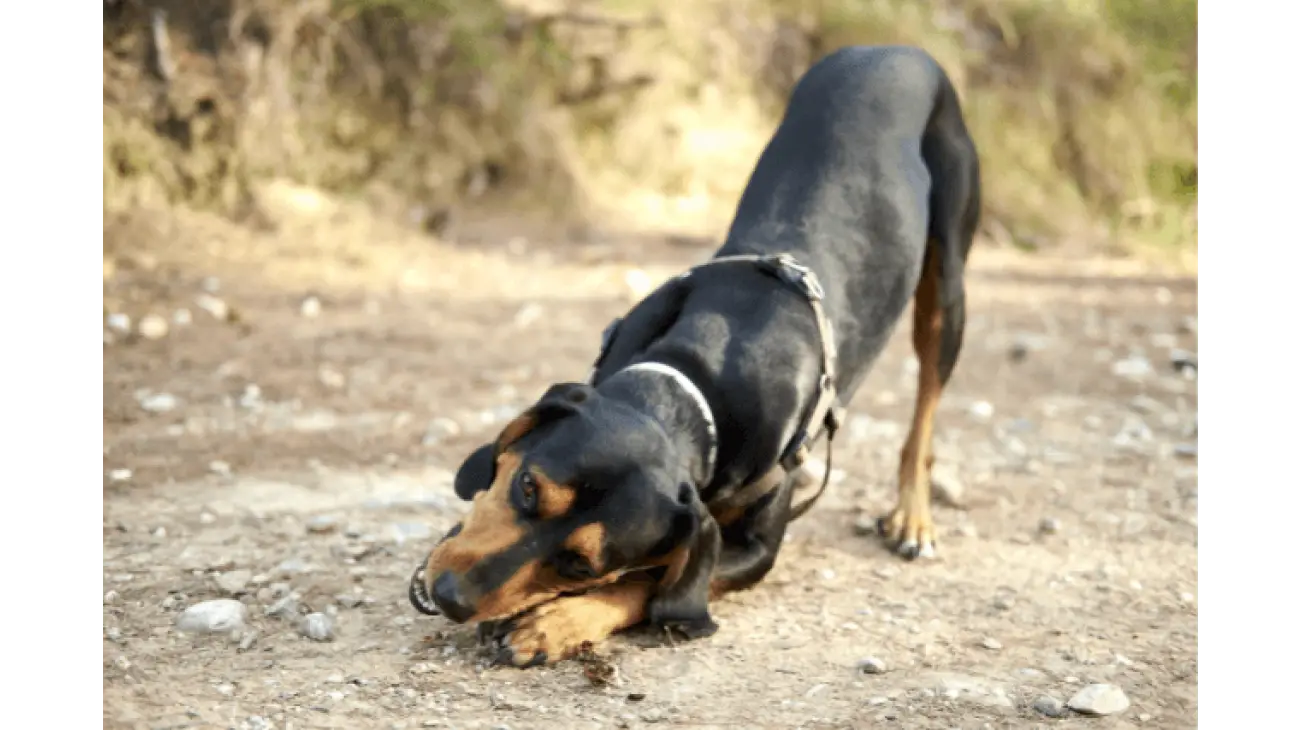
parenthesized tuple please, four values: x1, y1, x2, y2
(717, 45, 980, 396)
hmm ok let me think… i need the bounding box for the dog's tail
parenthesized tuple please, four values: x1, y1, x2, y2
(921, 71, 982, 385)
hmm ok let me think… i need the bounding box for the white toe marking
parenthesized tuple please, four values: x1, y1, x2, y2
(918, 542, 936, 559)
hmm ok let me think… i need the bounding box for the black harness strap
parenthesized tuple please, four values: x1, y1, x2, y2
(589, 253, 844, 519)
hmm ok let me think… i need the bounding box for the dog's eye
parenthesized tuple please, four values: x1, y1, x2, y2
(515, 471, 539, 512)
(554, 550, 596, 580)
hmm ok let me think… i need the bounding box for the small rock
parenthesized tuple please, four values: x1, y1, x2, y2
(390, 522, 433, 544)
(306, 515, 340, 534)
(1111, 354, 1153, 379)
(138, 314, 170, 340)
(173, 308, 193, 326)
(138, 392, 179, 413)
(422, 417, 461, 446)
(968, 400, 995, 420)
(300, 295, 322, 318)
(265, 595, 301, 620)
(199, 511, 217, 525)
(215, 569, 253, 595)
(318, 366, 346, 389)
(201, 276, 221, 293)
(104, 590, 120, 605)
(1066, 683, 1130, 716)
(930, 464, 964, 506)
(992, 595, 1014, 611)
(152, 526, 167, 538)
(851, 516, 877, 536)
(1033, 695, 1066, 717)
(276, 557, 314, 575)
(208, 460, 232, 477)
(336, 594, 371, 609)
(1169, 349, 1197, 375)
(107, 468, 133, 483)
(980, 637, 1003, 651)
(1038, 516, 1062, 535)
(239, 384, 263, 409)
(195, 293, 230, 321)
(512, 303, 544, 328)
(300, 612, 336, 642)
(175, 599, 247, 634)
(856, 656, 887, 674)
(106, 313, 132, 333)
(237, 628, 260, 652)
(1173, 442, 1197, 459)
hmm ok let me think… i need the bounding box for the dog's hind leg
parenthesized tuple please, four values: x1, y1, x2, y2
(878, 85, 980, 560)
(877, 246, 948, 559)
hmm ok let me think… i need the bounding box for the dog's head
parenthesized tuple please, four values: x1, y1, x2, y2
(410, 382, 718, 634)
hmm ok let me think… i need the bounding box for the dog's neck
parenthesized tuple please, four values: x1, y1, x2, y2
(599, 363, 717, 489)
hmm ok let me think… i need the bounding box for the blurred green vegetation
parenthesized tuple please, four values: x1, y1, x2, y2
(103, 0, 1196, 256)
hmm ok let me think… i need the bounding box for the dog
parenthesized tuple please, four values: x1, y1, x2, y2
(409, 45, 981, 668)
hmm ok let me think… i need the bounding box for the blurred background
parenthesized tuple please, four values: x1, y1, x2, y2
(103, 2, 1198, 727)
(104, 0, 1196, 261)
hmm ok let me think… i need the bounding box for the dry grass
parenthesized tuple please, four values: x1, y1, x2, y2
(103, 0, 1196, 265)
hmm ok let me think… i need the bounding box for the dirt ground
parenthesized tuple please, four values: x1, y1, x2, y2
(103, 197, 1198, 729)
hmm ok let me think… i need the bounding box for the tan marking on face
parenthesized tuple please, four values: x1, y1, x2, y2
(424, 451, 526, 581)
(533, 468, 577, 520)
(497, 412, 538, 452)
(563, 523, 607, 574)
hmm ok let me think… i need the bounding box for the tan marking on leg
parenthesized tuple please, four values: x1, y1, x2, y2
(500, 579, 656, 665)
(880, 246, 946, 559)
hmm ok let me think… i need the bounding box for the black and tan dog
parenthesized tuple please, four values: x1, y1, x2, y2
(409, 45, 981, 667)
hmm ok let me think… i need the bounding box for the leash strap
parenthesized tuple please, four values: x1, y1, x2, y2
(588, 253, 844, 511)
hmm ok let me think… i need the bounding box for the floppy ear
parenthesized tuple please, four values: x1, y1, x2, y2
(646, 483, 722, 639)
(453, 444, 497, 501)
(590, 274, 694, 383)
(450, 382, 595, 501)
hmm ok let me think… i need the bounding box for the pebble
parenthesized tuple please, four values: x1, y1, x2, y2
(300, 612, 336, 642)
(237, 628, 260, 652)
(215, 569, 253, 595)
(138, 392, 179, 413)
(104, 590, 120, 605)
(930, 463, 964, 506)
(1066, 683, 1130, 716)
(106, 313, 132, 333)
(1173, 442, 1197, 459)
(175, 599, 247, 634)
(422, 417, 461, 446)
(266, 595, 301, 620)
(1169, 349, 1197, 375)
(992, 595, 1014, 611)
(851, 516, 876, 536)
(196, 293, 230, 321)
(108, 468, 133, 483)
(980, 637, 1003, 651)
(208, 460, 232, 477)
(276, 557, 314, 575)
(624, 269, 654, 300)
(306, 515, 341, 534)
(173, 308, 193, 326)
(968, 400, 995, 420)
(318, 366, 346, 389)
(1033, 695, 1066, 717)
(300, 295, 322, 318)
(1038, 516, 1062, 535)
(138, 314, 170, 340)
(856, 656, 887, 674)
(1111, 354, 1153, 379)
(390, 522, 433, 544)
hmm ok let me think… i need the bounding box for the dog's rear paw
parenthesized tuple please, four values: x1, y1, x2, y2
(875, 503, 937, 561)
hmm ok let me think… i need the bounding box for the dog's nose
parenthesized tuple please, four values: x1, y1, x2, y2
(430, 571, 476, 623)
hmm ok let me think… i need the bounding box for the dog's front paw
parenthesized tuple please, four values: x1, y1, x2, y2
(876, 499, 937, 560)
(492, 600, 600, 668)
